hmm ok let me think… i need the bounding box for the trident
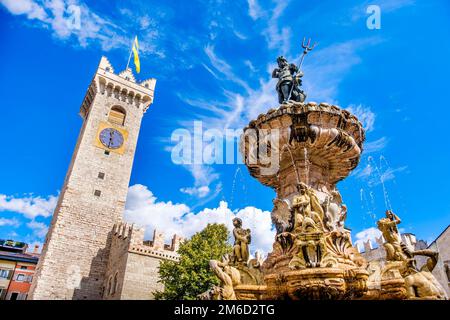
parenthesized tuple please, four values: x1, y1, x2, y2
(287, 37, 317, 101)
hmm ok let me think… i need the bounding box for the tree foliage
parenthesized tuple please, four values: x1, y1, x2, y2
(154, 223, 232, 300)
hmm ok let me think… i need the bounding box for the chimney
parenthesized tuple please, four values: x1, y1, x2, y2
(363, 240, 372, 253)
(33, 244, 39, 254)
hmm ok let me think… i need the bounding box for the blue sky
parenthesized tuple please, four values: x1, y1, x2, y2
(0, 0, 449, 254)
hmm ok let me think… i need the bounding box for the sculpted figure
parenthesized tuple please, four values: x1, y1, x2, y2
(292, 183, 324, 234)
(209, 255, 241, 300)
(289, 183, 327, 269)
(232, 218, 251, 263)
(271, 198, 292, 234)
(401, 250, 448, 300)
(377, 210, 407, 261)
(325, 190, 347, 231)
(272, 56, 306, 104)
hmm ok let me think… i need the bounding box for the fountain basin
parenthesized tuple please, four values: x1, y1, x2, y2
(241, 102, 365, 200)
(264, 267, 369, 300)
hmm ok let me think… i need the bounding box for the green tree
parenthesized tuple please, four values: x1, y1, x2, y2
(154, 223, 232, 300)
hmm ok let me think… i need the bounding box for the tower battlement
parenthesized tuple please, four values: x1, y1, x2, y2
(80, 56, 156, 119)
(111, 222, 183, 262)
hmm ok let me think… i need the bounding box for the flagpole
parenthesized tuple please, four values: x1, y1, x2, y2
(126, 37, 134, 70)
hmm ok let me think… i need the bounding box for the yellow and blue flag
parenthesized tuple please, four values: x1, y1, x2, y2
(132, 36, 140, 73)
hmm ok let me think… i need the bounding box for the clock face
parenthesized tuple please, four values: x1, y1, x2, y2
(99, 128, 124, 149)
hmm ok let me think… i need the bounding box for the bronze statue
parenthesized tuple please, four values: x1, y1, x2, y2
(231, 218, 251, 263)
(271, 38, 316, 104)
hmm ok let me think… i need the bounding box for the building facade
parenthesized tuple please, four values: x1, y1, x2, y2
(0, 240, 40, 300)
(29, 57, 181, 300)
(103, 223, 182, 300)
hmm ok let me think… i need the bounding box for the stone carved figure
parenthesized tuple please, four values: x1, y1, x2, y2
(209, 255, 241, 300)
(374, 211, 448, 300)
(246, 251, 265, 285)
(324, 190, 347, 231)
(271, 198, 292, 234)
(208, 221, 266, 300)
(232, 218, 251, 264)
(292, 183, 324, 234)
(289, 183, 327, 269)
(272, 56, 306, 104)
(377, 210, 408, 261)
(401, 250, 448, 300)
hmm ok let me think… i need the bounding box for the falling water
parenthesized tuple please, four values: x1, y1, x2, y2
(360, 188, 376, 225)
(281, 144, 300, 184)
(369, 191, 377, 221)
(379, 154, 408, 215)
(368, 156, 393, 211)
(230, 166, 248, 209)
(304, 147, 309, 185)
(230, 167, 240, 208)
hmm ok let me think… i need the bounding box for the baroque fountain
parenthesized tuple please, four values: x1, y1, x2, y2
(205, 44, 447, 300)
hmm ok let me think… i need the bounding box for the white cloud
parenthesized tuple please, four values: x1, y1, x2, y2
(354, 159, 407, 186)
(0, 0, 47, 20)
(350, 0, 415, 22)
(180, 185, 210, 198)
(0, 0, 140, 52)
(247, 0, 262, 20)
(260, 1, 291, 54)
(354, 227, 382, 251)
(179, 164, 222, 200)
(304, 37, 384, 102)
(204, 45, 251, 92)
(124, 184, 275, 254)
(26, 220, 49, 238)
(346, 104, 376, 132)
(0, 193, 57, 219)
(0, 217, 20, 227)
(380, 165, 408, 183)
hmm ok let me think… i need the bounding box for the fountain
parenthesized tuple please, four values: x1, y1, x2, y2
(240, 100, 369, 299)
(204, 50, 447, 300)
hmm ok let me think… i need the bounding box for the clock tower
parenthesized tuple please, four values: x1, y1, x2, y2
(29, 57, 156, 300)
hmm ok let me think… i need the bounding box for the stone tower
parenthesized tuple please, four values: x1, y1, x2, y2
(29, 57, 156, 300)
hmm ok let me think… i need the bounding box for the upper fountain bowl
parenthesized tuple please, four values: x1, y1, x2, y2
(240, 102, 366, 199)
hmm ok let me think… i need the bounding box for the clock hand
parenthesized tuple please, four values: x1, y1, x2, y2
(108, 130, 114, 148)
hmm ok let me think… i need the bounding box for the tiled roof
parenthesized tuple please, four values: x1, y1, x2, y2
(0, 250, 39, 264)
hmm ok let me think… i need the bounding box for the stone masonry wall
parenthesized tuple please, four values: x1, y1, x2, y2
(29, 57, 155, 300)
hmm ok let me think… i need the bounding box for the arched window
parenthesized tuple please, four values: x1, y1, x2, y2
(108, 106, 126, 126)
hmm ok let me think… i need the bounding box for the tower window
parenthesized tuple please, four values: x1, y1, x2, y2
(104, 150, 110, 155)
(105, 67, 110, 72)
(108, 106, 126, 126)
(98, 172, 105, 179)
(94, 190, 101, 197)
